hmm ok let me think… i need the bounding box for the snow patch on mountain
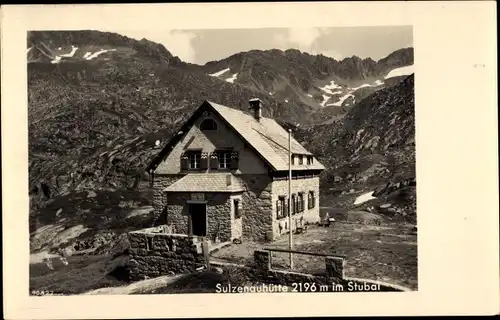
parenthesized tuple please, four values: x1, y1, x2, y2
(351, 79, 385, 91)
(27, 47, 32, 54)
(285, 99, 289, 103)
(209, 68, 230, 77)
(328, 93, 355, 107)
(84, 49, 117, 60)
(319, 80, 342, 95)
(320, 95, 330, 107)
(51, 46, 79, 64)
(225, 73, 238, 83)
(307, 94, 312, 97)
(354, 191, 377, 205)
(351, 83, 371, 91)
(385, 65, 414, 79)
(61, 46, 78, 58)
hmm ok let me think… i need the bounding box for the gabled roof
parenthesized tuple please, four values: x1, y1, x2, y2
(164, 173, 245, 193)
(147, 100, 325, 172)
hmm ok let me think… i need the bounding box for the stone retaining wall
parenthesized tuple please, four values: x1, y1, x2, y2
(252, 250, 345, 285)
(127, 229, 206, 281)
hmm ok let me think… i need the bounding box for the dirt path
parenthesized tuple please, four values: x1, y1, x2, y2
(81, 274, 182, 295)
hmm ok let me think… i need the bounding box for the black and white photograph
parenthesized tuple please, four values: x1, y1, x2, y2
(2, 2, 498, 318)
(27, 25, 416, 295)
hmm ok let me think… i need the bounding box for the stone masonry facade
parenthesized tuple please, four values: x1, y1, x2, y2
(151, 175, 183, 226)
(150, 174, 321, 242)
(238, 174, 273, 241)
(271, 176, 321, 239)
(165, 192, 234, 242)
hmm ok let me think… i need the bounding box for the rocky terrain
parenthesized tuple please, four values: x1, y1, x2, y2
(296, 74, 416, 223)
(27, 30, 415, 257)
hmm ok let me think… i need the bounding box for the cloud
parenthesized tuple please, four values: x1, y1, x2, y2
(110, 29, 197, 63)
(273, 27, 344, 59)
(274, 27, 323, 52)
(160, 30, 197, 63)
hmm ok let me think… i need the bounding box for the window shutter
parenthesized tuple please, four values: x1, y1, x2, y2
(230, 151, 239, 170)
(210, 152, 219, 170)
(180, 153, 189, 170)
(276, 200, 280, 218)
(200, 152, 209, 170)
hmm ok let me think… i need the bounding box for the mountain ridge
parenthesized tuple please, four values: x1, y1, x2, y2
(198, 46, 413, 112)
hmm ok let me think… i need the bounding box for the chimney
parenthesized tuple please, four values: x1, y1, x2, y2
(249, 98, 262, 121)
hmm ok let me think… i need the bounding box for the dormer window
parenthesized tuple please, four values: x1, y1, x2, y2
(291, 155, 295, 165)
(307, 156, 313, 165)
(299, 155, 303, 165)
(200, 118, 218, 131)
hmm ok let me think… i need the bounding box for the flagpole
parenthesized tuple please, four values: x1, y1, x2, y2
(288, 129, 293, 270)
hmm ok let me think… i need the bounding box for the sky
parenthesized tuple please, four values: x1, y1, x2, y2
(112, 26, 413, 65)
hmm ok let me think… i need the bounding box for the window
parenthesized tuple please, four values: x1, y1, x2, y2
(234, 199, 241, 219)
(217, 150, 232, 169)
(210, 150, 239, 170)
(299, 155, 303, 165)
(307, 156, 313, 165)
(200, 118, 218, 131)
(298, 192, 305, 212)
(276, 196, 287, 219)
(308, 191, 316, 209)
(181, 151, 208, 171)
(291, 194, 296, 215)
(189, 151, 201, 169)
(291, 155, 295, 165)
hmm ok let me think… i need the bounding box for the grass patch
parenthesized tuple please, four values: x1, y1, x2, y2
(30, 254, 131, 295)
